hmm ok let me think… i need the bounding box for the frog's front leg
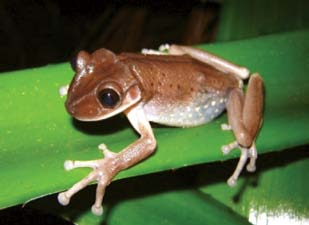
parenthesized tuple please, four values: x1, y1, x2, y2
(223, 73, 264, 186)
(58, 104, 156, 215)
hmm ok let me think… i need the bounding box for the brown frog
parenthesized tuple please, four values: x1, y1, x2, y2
(58, 45, 264, 215)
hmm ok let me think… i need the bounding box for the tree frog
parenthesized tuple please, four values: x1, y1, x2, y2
(58, 44, 264, 215)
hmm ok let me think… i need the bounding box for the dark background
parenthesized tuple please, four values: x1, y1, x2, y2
(0, 1, 220, 224)
(0, 0, 219, 73)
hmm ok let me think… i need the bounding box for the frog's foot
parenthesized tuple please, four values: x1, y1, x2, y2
(58, 144, 118, 216)
(221, 142, 257, 187)
(141, 44, 170, 55)
(158, 44, 170, 52)
(223, 73, 263, 187)
(58, 104, 157, 215)
(59, 85, 69, 97)
(221, 141, 238, 155)
(221, 123, 232, 131)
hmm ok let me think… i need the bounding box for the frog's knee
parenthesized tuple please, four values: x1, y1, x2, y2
(235, 131, 253, 148)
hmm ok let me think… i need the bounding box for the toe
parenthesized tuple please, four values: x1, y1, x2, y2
(64, 160, 74, 170)
(246, 164, 256, 172)
(227, 177, 237, 187)
(58, 192, 70, 205)
(92, 205, 103, 216)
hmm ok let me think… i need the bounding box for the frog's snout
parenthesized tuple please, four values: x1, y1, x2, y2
(65, 93, 101, 121)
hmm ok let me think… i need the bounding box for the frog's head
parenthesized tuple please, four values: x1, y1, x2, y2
(66, 48, 141, 121)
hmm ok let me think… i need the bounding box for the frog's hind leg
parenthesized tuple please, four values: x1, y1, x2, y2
(223, 73, 264, 186)
(168, 44, 250, 80)
(141, 44, 249, 81)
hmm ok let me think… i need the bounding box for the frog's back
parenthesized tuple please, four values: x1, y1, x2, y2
(119, 53, 239, 127)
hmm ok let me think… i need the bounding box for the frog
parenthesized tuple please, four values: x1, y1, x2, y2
(57, 44, 264, 215)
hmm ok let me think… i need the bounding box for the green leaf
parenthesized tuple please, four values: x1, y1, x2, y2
(216, 0, 309, 42)
(29, 175, 251, 225)
(200, 148, 309, 224)
(0, 30, 309, 215)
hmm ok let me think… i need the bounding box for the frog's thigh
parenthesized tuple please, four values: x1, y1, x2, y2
(227, 73, 263, 147)
(226, 89, 251, 147)
(169, 45, 249, 80)
(242, 73, 264, 138)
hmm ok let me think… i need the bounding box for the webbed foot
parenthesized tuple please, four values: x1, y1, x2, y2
(58, 144, 118, 215)
(221, 142, 257, 187)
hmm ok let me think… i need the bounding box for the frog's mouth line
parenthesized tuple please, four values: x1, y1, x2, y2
(73, 99, 142, 122)
(73, 106, 125, 122)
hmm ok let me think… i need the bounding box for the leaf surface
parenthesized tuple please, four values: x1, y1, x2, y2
(0, 30, 308, 211)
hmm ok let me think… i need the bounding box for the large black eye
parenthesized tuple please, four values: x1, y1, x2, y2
(98, 88, 120, 108)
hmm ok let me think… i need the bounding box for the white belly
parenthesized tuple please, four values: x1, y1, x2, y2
(143, 91, 227, 127)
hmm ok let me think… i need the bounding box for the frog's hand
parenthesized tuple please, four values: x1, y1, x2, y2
(59, 85, 69, 97)
(58, 104, 156, 216)
(222, 73, 264, 187)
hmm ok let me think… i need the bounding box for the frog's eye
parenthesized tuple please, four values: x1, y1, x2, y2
(98, 88, 120, 108)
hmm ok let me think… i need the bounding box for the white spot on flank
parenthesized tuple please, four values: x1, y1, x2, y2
(143, 90, 227, 127)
